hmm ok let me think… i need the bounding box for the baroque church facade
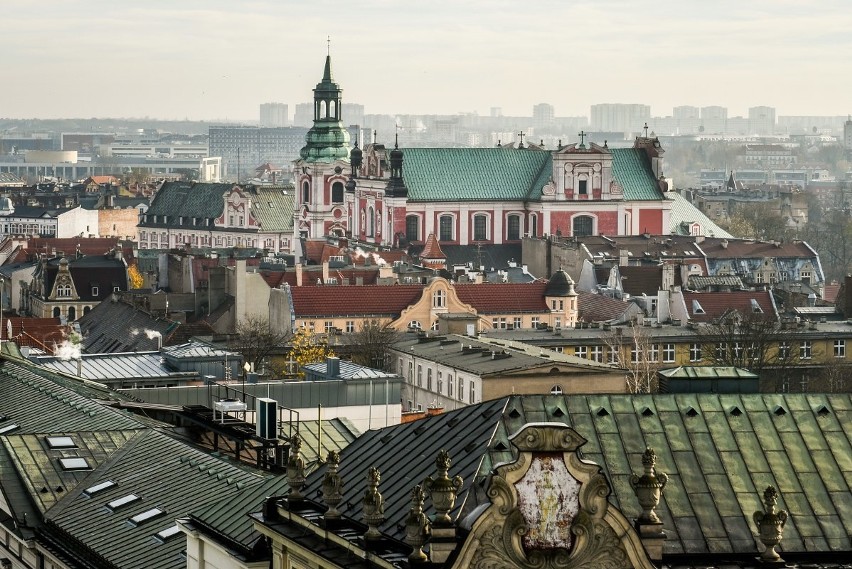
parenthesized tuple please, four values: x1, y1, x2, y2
(295, 55, 673, 251)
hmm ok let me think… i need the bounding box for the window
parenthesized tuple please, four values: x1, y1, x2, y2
(439, 215, 454, 241)
(324, 321, 334, 333)
(84, 480, 116, 496)
(458, 378, 464, 401)
(531, 317, 540, 329)
(473, 214, 488, 241)
(835, 339, 846, 358)
(91, 286, 99, 297)
(331, 181, 344, 203)
(417, 365, 423, 387)
(591, 345, 603, 362)
(550, 385, 563, 395)
(448, 375, 454, 397)
(779, 342, 791, 359)
(630, 344, 640, 363)
(716, 343, 726, 360)
(554, 317, 561, 328)
(507, 215, 521, 240)
(406, 215, 419, 242)
(492, 317, 507, 329)
(345, 321, 355, 333)
(574, 346, 588, 359)
(513, 317, 522, 329)
(529, 214, 538, 237)
(689, 343, 701, 362)
(0, 424, 19, 435)
(800, 341, 812, 360)
(427, 369, 433, 391)
(572, 215, 594, 237)
(59, 457, 91, 471)
(302, 181, 310, 204)
(469, 382, 475, 404)
(155, 525, 182, 543)
(408, 362, 414, 383)
(648, 344, 659, 362)
(437, 372, 443, 394)
(800, 270, 812, 283)
(578, 179, 588, 195)
(367, 206, 374, 237)
(432, 290, 446, 308)
(660, 343, 674, 363)
(129, 508, 165, 526)
(46, 436, 76, 449)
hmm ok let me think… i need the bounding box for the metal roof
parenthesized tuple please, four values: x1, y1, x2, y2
(162, 341, 240, 360)
(658, 366, 759, 379)
(32, 352, 196, 382)
(303, 359, 401, 380)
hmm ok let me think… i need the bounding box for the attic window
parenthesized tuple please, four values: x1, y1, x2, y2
(108, 494, 141, 511)
(553, 408, 565, 418)
(596, 407, 610, 417)
(91, 286, 99, 297)
(154, 525, 182, 543)
(129, 508, 165, 526)
(84, 480, 117, 496)
(685, 407, 699, 417)
(815, 404, 830, 416)
(751, 299, 763, 314)
(774, 405, 787, 416)
(692, 300, 705, 315)
(0, 424, 20, 434)
(641, 407, 654, 417)
(46, 436, 76, 449)
(730, 406, 743, 417)
(508, 409, 521, 419)
(59, 457, 91, 471)
(493, 442, 508, 451)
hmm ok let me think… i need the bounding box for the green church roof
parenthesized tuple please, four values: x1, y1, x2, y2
(400, 147, 666, 203)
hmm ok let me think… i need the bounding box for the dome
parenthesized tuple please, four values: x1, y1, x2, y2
(545, 269, 576, 297)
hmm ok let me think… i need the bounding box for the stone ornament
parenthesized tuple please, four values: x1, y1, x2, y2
(321, 450, 343, 519)
(286, 433, 306, 501)
(753, 485, 788, 563)
(630, 447, 668, 524)
(452, 422, 656, 569)
(424, 450, 464, 526)
(362, 466, 384, 540)
(404, 484, 431, 562)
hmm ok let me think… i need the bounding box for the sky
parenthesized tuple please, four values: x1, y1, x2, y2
(2, 0, 851, 121)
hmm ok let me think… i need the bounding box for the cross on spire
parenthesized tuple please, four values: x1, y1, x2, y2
(517, 131, 526, 147)
(577, 130, 587, 148)
(643, 122, 649, 137)
(327, 36, 331, 55)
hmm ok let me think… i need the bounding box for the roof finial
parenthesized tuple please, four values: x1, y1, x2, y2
(578, 130, 587, 149)
(517, 130, 525, 149)
(643, 122, 649, 137)
(373, 130, 377, 144)
(327, 35, 331, 56)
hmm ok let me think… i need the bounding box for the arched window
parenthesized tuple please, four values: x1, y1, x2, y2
(530, 214, 538, 237)
(302, 181, 310, 204)
(473, 214, 488, 241)
(331, 181, 344, 203)
(507, 214, 521, 240)
(572, 215, 594, 237)
(53, 307, 61, 318)
(320, 100, 327, 118)
(68, 306, 76, 321)
(83, 306, 91, 315)
(329, 100, 336, 119)
(367, 206, 374, 237)
(550, 384, 563, 395)
(439, 215, 453, 241)
(406, 215, 419, 242)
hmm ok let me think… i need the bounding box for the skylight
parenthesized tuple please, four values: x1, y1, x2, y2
(155, 525, 181, 542)
(0, 424, 19, 435)
(129, 508, 165, 526)
(46, 436, 76, 449)
(84, 480, 117, 496)
(108, 494, 141, 510)
(59, 457, 91, 471)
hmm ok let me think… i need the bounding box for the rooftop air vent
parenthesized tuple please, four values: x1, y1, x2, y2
(774, 405, 787, 416)
(641, 407, 654, 417)
(508, 409, 521, 419)
(596, 407, 610, 417)
(816, 405, 830, 417)
(553, 408, 565, 418)
(730, 406, 743, 417)
(685, 407, 698, 417)
(493, 442, 508, 451)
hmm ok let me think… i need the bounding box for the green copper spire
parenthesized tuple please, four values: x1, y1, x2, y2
(300, 53, 350, 163)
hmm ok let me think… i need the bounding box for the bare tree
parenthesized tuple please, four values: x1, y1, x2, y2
(603, 324, 660, 393)
(231, 315, 290, 373)
(347, 320, 401, 371)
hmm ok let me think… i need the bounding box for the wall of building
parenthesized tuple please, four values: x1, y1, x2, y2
(57, 206, 99, 238)
(98, 209, 138, 240)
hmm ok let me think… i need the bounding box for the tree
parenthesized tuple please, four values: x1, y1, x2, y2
(231, 315, 289, 373)
(348, 320, 400, 371)
(603, 324, 660, 393)
(127, 264, 144, 289)
(289, 327, 335, 377)
(697, 311, 799, 391)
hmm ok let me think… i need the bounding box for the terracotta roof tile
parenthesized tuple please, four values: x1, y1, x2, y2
(683, 290, 776, 322)
(454, 281, 548, 314)
(419, 234, 446, 259)
(291, 285, 424, 318)
(576, 292, 634, 322)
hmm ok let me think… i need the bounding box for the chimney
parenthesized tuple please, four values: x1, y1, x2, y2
(295, 263, 303, 287)
(619, 249, 629, 267)
(326, 356, 340, 378)
(721, 239, 728, 249)
(661, 264, 675, 290)
(322, 261, 330, 284)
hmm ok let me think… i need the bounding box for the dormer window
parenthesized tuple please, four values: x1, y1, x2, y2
(692, 300, 705, 315)
(751, 299, 763, 313)
(91, 286, 99, 297)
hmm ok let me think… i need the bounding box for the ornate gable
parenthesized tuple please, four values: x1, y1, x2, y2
(454, 423, 655, 569)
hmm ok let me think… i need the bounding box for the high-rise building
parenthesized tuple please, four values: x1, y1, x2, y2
(294, 103, 313, 127)
(589, 104, 651, 133)
(843, 116, 852, 150)
(700, 106, 728, 134)
(259, 102, 289, 127)
(533, 103, 555, 130)
(673, 106, 699, 120)
(748, 106, 776, 135)
(209, 126, 308, 181)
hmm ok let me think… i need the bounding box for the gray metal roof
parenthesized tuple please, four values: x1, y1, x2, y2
(303, 359, 400, 380)
(162, 341, 240, 360)
(32, 352, 197, 383)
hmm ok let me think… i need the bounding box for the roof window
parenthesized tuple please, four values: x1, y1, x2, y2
(59, 457, 91, 471)
(84, 480, 117, 496)
(108, 494, 141, 511)
(751, 299, 763, 313)
(692, 300, 705, 315)
(46, 436, 76, 449)
(0, 424, 19, 435)
(129, 508, 165, 526)
(154, 525, 182, 543)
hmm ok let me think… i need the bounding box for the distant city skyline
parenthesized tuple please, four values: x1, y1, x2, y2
(2, 0, 851, 121)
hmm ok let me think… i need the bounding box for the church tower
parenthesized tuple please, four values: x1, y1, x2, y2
(295, 53, 352, 244)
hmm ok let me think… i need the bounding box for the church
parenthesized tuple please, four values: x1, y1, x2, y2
(295, 55, 673, 251)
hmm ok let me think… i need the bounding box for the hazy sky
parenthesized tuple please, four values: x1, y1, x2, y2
(3, 0, 851, 121)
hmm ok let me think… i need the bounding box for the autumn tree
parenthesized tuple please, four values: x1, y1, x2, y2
(230, 315, 290, 373)
(289, 327, 335, 377)
(127, 263, 144, 289)
(347, 320, 400, 371)
(603, 324, 660, 393)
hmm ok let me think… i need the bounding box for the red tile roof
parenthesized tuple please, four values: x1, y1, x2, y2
(699, 238, 815, 259)
(683, 290, 776, 322)
(576, 292, 634, 322)
(454, 281, 548, 313)
(2, 317, 68, 354)
(290, 285, 425, 317)
(824, 282, 840, 303)
(420, 234, 446, 259)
